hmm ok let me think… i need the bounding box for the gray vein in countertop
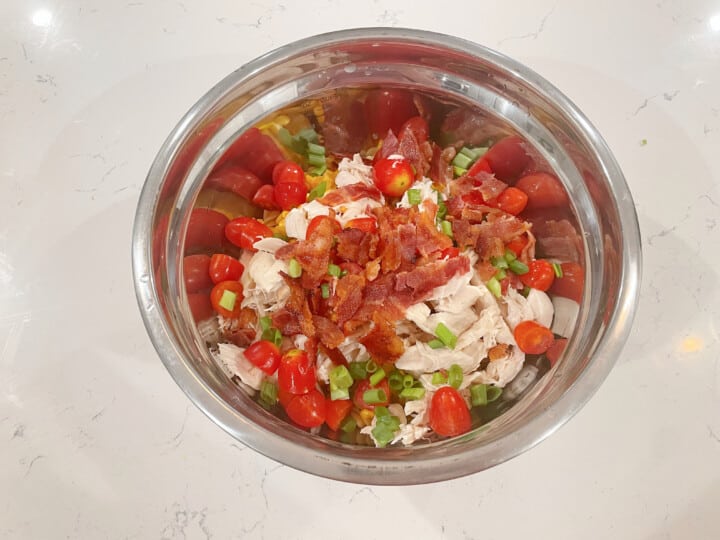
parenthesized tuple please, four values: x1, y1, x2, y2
(91, 396, 116, 422)
(23, 454, 45, 477)
(348, 486, 379, 504)
(707, 426, 720, 445)
(11, 424, 25, 439)
(498, 3, 556, 45)
(165, 404, 190, 451)
(663, 90, 679, 101)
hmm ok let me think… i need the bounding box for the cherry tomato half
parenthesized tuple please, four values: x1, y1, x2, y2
(272, 160, 306, 185)
(353, 379, 391, 410)
(548, 262, 584, 303)
(274, 181, 308, 211)
(214, 127, 284, 182)
(183, 254, 213, 293)
(277, 349, 316, 395)
(513, 320, 555, 355)
(243, 340, 281, 375)
(364, 89, 418, 137)
(483, 136, 530, 182)
(467, 156, 493, 177)
(428, 386, 472, 438)
(545, 338, 568, 367)
(187, 292, 213, 322)
(514, 172, 569, 210)
(505, 235, 529, 258)
(204, 166, 263, 201)
(495, 187, 529, 215)
(520, 259, 555, 291)
(398, 116, 429, 143)
(373, 156, 414, 197)
(208, 254, 244, 284)
(209, 280, 244, 318)
(185, 209, 229, 254)
(285, 389, 327, 428)
(251, 184, 279, 210)
(344, 217, 378, 234)
(325, 399, 353, 431)
(225, 217, 272, 251)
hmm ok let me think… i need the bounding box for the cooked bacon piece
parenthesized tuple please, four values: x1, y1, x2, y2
(359, 312, 405, 363)
(271, 275, 315, 337)
(429, 144, 455, 185)
(336, 228, 377, 265)
(475, 260, 497, 281)
(376, 128, 433, 179)
(276, 216, 335, 289)
(413, 208, 452, 256)
(225, 308, 258, 347)
(393, 256, 470, 304)
(477, 176, 507, 201)
(319, 343, 348, 366)
(227, 328, 255, 348)
(520, 230, 536, 262)
(303, 336, 318, 363)
(397, 223, 417, 265)
(375, 207, 403, 273)
(467, 214, 530, 260)
(530, 218, 582, 262)
(363, 273, 394, 303)
(271, 307, 303, 336)
(445, 195, 465, 219)
(452, 219, 480, 250)
(331, 273, 365, 325)
(312, 315, 345, 349)
(318, 183, 382, 206)
(321, 96, 368, 155)
(376, 130, 399, 158)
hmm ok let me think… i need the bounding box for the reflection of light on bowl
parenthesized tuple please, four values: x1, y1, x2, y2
(31, 8, 53, 28)
(680, 336, 703, 353)
(709, 13, 720, 32)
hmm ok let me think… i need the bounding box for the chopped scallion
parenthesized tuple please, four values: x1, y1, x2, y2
(259, 380, 278, 406)
(399, 387, 426, 400)
(448, 364, 463, 389)
(296, 127, 318, 143)
(437, 199, 447, 221)
(441, 220, 453, 238)
(487, 386, 503, 402)
(365, 359, 379, 374)
(435, 322, 457, 349)
(470, 384, 488, 406)
(431, 371, 448, 385)
(504, 248, 517, 262)
(306, 142, 325, 156)
(552, 262, 564, 278)
(261, 327, 283, 347)
(508, 259, 529, 275)
(402, 374, 415, 389)
(427, 338, 445, 349)
(369, 367, 386, 387)
(407, 188, 422, 205)
(218, 290, 237, 312)
(327, 263, 342, 277)
(288, 258, 302, 278)
(388, 371, 404, 392)
(371, 407, 400, 447)
(309, 164, 327, 176)
(491, 256, 509, 269)
(340, 416, 357, 433)
(321, 282, 330, 299)
(494, 268, 507, 281)
(259, 316, 272, 332)
(308, 181, 327, 201)
(486, 276, 502, 298)
(348, 362, 367, 381)
(330, 385, 350, 401)
(329, 365, 353, 389)
(459, 146, 478, 159)
(363, 388, 387, 404)
(453, 166, 467, 178)
(521, 285, 531, 297)
(452, 152, 473, 170)
(307, 152, 326, 167)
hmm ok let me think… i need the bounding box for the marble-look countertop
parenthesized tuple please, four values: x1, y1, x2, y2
(1, 0, 719, 538)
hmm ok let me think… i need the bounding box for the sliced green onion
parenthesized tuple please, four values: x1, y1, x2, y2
(441, 220, 453, 238)
(277, 127, 293, 149)
(309, 164, 327, 176)
(435, 322, 457, 349)
(491, 256, 509, 269)
(508, 259, 529, 275)
(402, 374, 415, 389)
(374, 405, 390, 418)
(431, 371, 448, 385)
(486, 276, 502, 298)
(453, 166, 467, 178)
(296, 127, 318, 143)
(218, 290, 237, 312)
(259, 316, 272, 332)
(306, 142, 325, 156)
(504, 248, 517, 262)
(307, 153, 325, 168)
(362, 388, 387, 404)
(399, 387, 426, 400)
(407, 188, 422, 205)
(448, 364, 463, 389)
(470, 384, 488, 407)
(288, 258, 302, 278)
(340, 416, 357, 433)
(348, 362, 367, 381)
(365, 359, 379, 374)
(321, 283, 330, 299)
(552, 262, 564, 278)
(308, 181, 327, 201)
(436, 199, 447, 222)
(369, 367, 386, 387)
(427, 338, 445, 350)
(451, 152, 473, 170)
(494, 268, 507, 281)
(330, 385, 350, 401)
(458, 147, 478, 159)
(388, 371, 404, 392)
(261, 327, 283, 347)
(329, 365, 353, 389)
(259, 380, 278, 406)
(371, 407, 400, 448)
(521, 285, 531, 297)
(327, 263, 342, 277)
(487, 386, 503, 402)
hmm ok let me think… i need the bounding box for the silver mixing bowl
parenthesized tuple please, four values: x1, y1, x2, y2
(132, 28, 641, 484)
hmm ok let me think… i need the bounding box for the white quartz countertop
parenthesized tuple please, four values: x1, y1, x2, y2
(2, 1, 719, 538)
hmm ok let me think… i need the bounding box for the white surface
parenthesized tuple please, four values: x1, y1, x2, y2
(1, 0, 719, 538)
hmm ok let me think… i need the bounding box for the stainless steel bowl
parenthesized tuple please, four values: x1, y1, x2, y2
(132, 28, 641, 484)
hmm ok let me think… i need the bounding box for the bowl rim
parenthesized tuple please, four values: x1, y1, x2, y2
(132, 27, 642, 484)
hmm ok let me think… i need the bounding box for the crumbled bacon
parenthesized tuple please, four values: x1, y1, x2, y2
(271, 275, 315, 337)
(359, 312, 405, 363)
(313, 315, 345, 349)
(336, 228, 377, 266)
(318, 184, 382, 206)
(320, 96, 368, 155)
(393, 256, 470, 305)
(413, 208, 452, 256)
(276, 216, 335, 289)
(429, 144, 455, 185)
(530, 218, 582, 262)
(330, 273, 365, 325)
(477, 176, 508, 201)
(376, 128, 432, 179)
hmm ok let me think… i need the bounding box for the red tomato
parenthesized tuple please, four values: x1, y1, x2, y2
(506, 235, 529, 257)
(514, 321, 555, 354)
(373, 157, 414, 197)
(214, 127, 284, 182)
(274, 181, 308, 210)
(307, 215, 341, 239)
(204, 166, 263, 201)
(285, 389, 327, 428)
(546, 338, 568, 367)
(462, 189, 488, 207)
(549, 262, 584, 303)
(187, 292, 213, 322)
(352, 379, 390, 410)
(520, 259, 555, 291)
(429, 386, 472, 438)
(440, 247, 460, 259)
(364, 89, 418, 137)
(277, 386, 294, 408)
(183, 254, 213, 293)
(243, 340, 281, 375)
(467, 156, 493, 177)
(483, 136, 530, 182)
(209, 253, 244, 284)
(344, 217, 378, 234)
(185, 209, 228, 254)
(515, 172, 569, 210)
(251, 184, 279, 210)
(272, 160, 306, 185)
(225, 217, 272, 250)
(325, 399, 353, 431)
(277, 349, 316, 395)
(496, 187, 529, 215)
(210, 280, 244, 318)
(398, 116, 429, 143)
